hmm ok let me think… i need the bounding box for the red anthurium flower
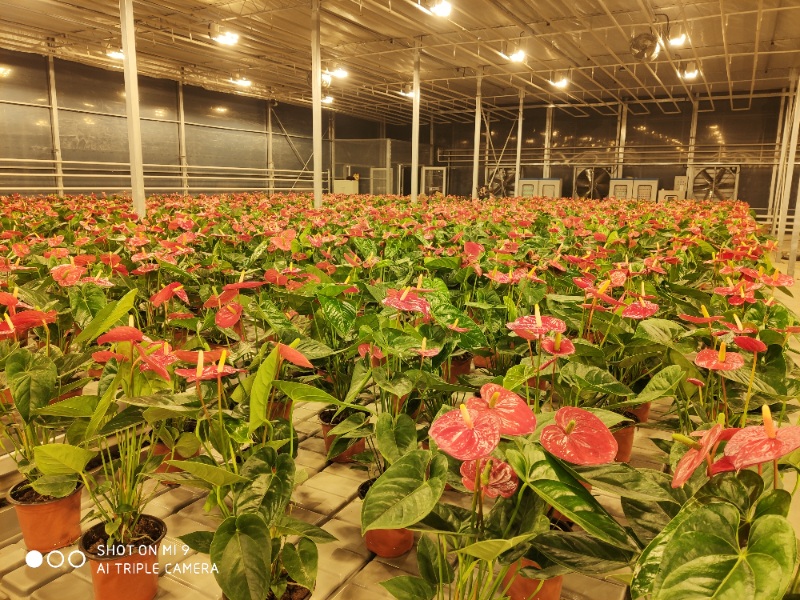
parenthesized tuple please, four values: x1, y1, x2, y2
(671, 424, 724, 488)
(540, 333, 576, 356)
(0, 292, 19, 309)
(215, 302, 243, 329)
(51, 263, 86, 287)
(271, 229, 296, 251)
(724, 406, 800, 469)
(223, 281, 264, 291)
(411, 338, 441, 358)
(608, 270, 627, 287)
(446, 319, 470, 333)
(463, 241, 484, 262)
(150, 282, 189, 307)
(92, 350, 129, 364)
(694, 343, 744, 371)
(358, 343, 385, 360)
(460, 458, 519, 499)
(709, 455, 737, 475)
(382, 288, 431, 318)
(80, 276, 114, 288)
(621, 300, 659, 320)
(429, 404, 500, 461)
(686, 377, 705, 387)
(678, 313, 723, 325)
(97, 326, 145, 344)
(263, 269, 289, 286)
(173, 348, 224, 363)
(277, 343, 313, 368)
(175, 364, 244, 383)
(10, 310, 57, 331)
(466, 383, 536, 436)
(733, 336, 767, 353)
(506, 306, 566, 340)
(540, 407, 618, 465)
(135, 344, 174, 381)
(203, 289, 239, 309)
(761, 270, 794, 287)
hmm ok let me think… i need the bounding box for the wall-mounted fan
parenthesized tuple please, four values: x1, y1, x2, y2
(485, 167, 515, 197)
(692, 166, 739, 201)
(630, 32, 661, 62)
(574, 166, 613, 200)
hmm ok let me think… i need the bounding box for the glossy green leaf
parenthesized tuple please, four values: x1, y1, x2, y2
(249, 346, 280, 433)
(375, 413, 417, 465)
(747, 514, 797, 595)
(68, 284, 107, 329)
(534, 531, 636, 574)
(570, 462, 674, 502)
(559, 362, 633, 396)
(34, 394, 97, 417)
(273, 381, 371, 413)
(30, 475, 78, 498)
(458, 533, 537, 561)
(168, 460, 248, 486)
(656, 555, 753, 600)
(752, 489, 791, 520)
(317, 294, 356, 338)
(33, 443, 94, 476)
(282, 538, 317, 590)
(179, 531, 214, 554)
(608, 365, 683, 409)
(380, 575, 435, 600)
(361, 450, 447, 532)
(6, 348, 57, 422)
(417, 534, 454, 585)
(210, 514, 272, 600)
(75, 288, 137, 344)
(276, 516, 336, 544)
(236, 449, 295, 524)
(430, 302, 487, 350)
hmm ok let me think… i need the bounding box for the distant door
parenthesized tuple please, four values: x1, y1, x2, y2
(422, 167, 446, 196)
(398, 165, 414, 196)
(370, 168, 391, 195)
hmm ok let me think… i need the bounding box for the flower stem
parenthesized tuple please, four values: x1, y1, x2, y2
(740, 352, 758, 427)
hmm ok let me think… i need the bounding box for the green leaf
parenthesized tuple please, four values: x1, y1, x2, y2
(75, 289, 137, 344)
(249, 346, 280, 433)
(179, 531, 214, 554)
(429, 302, 487, 349)
(361, 450, 447, 532)
(210, 514, 272, 600)
(380, 576, 435, 600)
(633, 318, 687, 350)
(458, 533, 537, 561)
(534, 531, 636, 574)
(570, 462, 675, 502)
(655, 555, 753, 600)
(236, 448, 295, 524)
(273, 381, 371, 413)
(503, 364, 536, 393)
(417, 534, 454, 585)
(375, 413, 417, 465)
(752, 489, 791, 520)
(34, 394, 97, 417)
(33, 444, 94, 476)
(282, 539, 318, 590)
(68, 284, 108, 329)
(276, 516, 337, 544)
(747, 514, 797, 596)
(6, 349, 57, 422)
(559, 362, 633, 397)
(252, 298, 297, 334)
(317, 294, 356, 338)
(608, 365, 684, 409)
(29, 475, 79, 498)
(167, 460, 249, 486)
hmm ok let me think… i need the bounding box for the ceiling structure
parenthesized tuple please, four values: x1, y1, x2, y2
(1, 0, 799, 124)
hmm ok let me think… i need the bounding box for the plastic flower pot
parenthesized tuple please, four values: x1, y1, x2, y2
(268, 399, 293, 421)
(79, 514, 166, 600)
(613, 402, 651, 462)
(502, 558, 563, 600)
(442, 354, 473, 384)
(50, 385, 84, 405)
(472, 351, 496, 370)
(7, 481, 83, 552)
(152, 443, 201, 475)
(358, 479, 414, 558)
(319, 408, 366, 463)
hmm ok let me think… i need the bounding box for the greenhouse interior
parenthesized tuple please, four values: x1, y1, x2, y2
(3, 1, 800, 599)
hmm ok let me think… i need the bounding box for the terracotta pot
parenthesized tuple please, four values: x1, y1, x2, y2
(152, 443, 200, 475)
(7, 481, 83, 552)
(364, 528, 415, 558)
(613, 425, 636, 462)
(473, 352, 496, 370)
(80, 514, 166, 600)
(1, 388, 12, 405)
(628, 401, 651, 424)
(319, 410, 366, 463)
(502, 559, 563, 600)
(268, 400, 292, 421)
(49, 385, 84, 405)
(442, 355, 472, 384)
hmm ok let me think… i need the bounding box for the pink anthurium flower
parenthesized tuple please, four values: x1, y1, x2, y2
(621, 300, 659, 320)
(671, 424, 725, 488)
(540, 332, 576, 356)
(150, 282, 189, 307)
(694, 343, 744, 371)
(466, 383, 536, 436)
(215, 302, 243, 329)
(506, 305, 566, 340)
(539, 407, 618, 465)
(724, 405, 800, 470)
(135, 344, 175, 381)
(733, 336, 767, 353)
(92, 350, 129, 364)
(429, 404, 500, 461)
(382, 287, 431, 318)
(97, 326, 145, 344)
(460, 458, 519, 499)
(411, 338, 440, 358)
(175, 364, 243, 383)
(51, 263, 86, 287)
(9, 310, 57, 332)
(277, 343, 313, 368)
(173, 348, 224, 364)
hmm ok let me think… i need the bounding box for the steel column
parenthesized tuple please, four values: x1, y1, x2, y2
(514, 89, 523, 196)
(543, 106, 553, 178)
(777, 71, 800, 246)
(177, 81, 188, 195)
(686, 99, 699, 198)
(46, 55, 64, 196)
(311, 0, 323, 207)
(411, 45, 420, 202)
(471, 74, 482, 199)
(119, 0, 146, 217)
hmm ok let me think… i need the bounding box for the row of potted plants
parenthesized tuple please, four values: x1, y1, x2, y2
(0, 191, 798, 600)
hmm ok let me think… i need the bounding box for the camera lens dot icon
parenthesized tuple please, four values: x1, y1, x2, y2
(25, 550, 43, 568)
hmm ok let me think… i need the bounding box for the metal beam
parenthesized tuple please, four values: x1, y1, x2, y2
(514, 89, 523, 196)
(177, 80, 188, 195)
(777, 69, 800, 247)
(119, 0, 146, 217)
(472, 74, 482, 199)
(411, 44, 420, 203)
(543, 106, 553, 178)
(267, 100, 274, 195)
(46, 54, 64, 196)
(686, 99, 699, 197)
(616, 104, 627, 178)
(311, 0, 323, 207)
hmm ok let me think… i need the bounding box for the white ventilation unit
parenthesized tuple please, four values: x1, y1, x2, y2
(609, 179, 659, 201)
(518, 178, 562, 198)
(690, 166, 739, 201)
(657, 189, 687, 202)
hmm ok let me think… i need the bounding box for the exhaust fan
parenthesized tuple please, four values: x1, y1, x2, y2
(630, 32, 661, 62)
(574, 167, 612, 200)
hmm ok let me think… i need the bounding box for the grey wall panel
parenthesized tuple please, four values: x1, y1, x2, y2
(271, 103, 315, 138)
(551, 111, 617, 150)
(336, 114, 380, 139)
(0, 49, 49, 105)
(139, 76, 178, 121)
(696, 97, 780, 146)
(737, 166, 772, 209)
(626, 105, 691, 147)
(58, 111, 129, 163)
(183, 85, 265, 131)
(0, 104, 54, 159)
(141, 120, 180, 165)
(185, 124, 266, 168)
(55, 59, 126, 115)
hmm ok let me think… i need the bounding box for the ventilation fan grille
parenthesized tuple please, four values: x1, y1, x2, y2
(692, 166, 738, 201)
(575, 167, 612, 200)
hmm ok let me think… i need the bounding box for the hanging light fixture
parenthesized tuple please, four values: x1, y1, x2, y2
(550, 72, 569, 88)
(416, 0, 451, 17)
(106, 49, 124, 60)
(209, 23, 239, 46)
(668, 27, 686, 47)
(322, 95, 334, 104)
(682, 61, 699, 80)
(321, 71, 333, 87)
(398, 83, 415, 98)
(230, 75, 252, 87)
(500, 40, 525, 63)
(331, 65, 348, 78)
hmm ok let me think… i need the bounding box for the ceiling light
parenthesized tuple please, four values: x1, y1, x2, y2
(508, 49, 525, 63)
(398, 84, 416, 98)
(322, 95, 334, 104)
(669, 31, 686, 47)
(106, 49, 124, 60)
(209, 23, 239, 46)
(321, 72, 332, 86)
(213, 106, 228, 113)
(682, 61, 699, 80)
(230, 76, 252, 87)
(550, 73, 569, 88)
(0, 67, 11, 77)
(331, 66, 348, 78)
(417, 0, 451, 17)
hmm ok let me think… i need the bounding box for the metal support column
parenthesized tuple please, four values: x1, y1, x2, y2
(615, 104, 627, 178)
(46, 55, 64, 196)
(471, 74, 482, 199)
(514, 89, 524, 196)
(119, 0, 146, 217)
(772, 77, 796, 234)
(177, 81, 189, 195)
(311, 0, 323, 207)
(267, 100, 275, 195)
(766, 92, 786, 221)
(543, 106, 553, 178)
(410, 45, 420, 203)
(777, 71, 800, 246)
(329, 112, 335, 190)
(686, 99, 699, 198)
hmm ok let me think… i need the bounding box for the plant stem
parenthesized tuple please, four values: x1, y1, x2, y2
(740, 352, 758, 427)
